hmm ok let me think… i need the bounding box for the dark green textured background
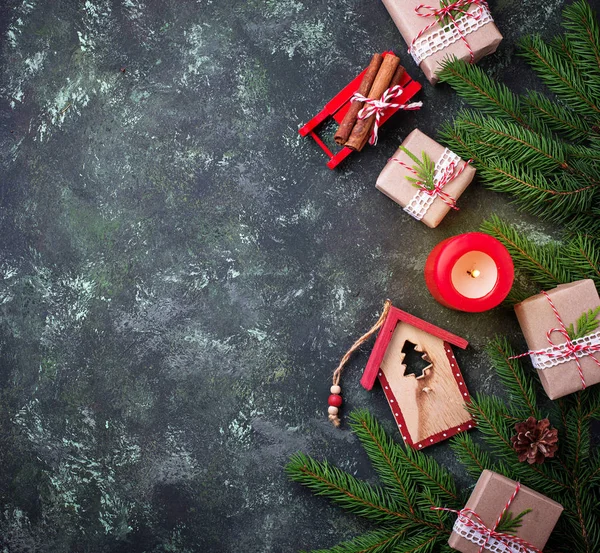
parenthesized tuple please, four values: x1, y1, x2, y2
(1, 1, 598, 551)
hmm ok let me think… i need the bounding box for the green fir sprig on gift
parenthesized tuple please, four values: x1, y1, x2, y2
(399, 147, 437, 192)
(567, 307, 600, 340)
(437, 0, 470, 26)
(287, 337, 600, 553)
(437, 0, 600, 275)
(495, 508, 533, 534)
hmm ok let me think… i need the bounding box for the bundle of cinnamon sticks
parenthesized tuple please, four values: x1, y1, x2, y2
(335, 53, 405, 152)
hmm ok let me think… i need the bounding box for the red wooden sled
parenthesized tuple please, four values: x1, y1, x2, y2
(299, 52, 422, 169)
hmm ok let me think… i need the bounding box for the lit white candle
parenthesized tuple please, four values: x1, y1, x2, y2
(450, 251, 499, 299)
(425, 233, 514, 312)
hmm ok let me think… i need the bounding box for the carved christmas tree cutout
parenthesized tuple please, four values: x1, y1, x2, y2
(360, 305, 474, 449)
(399, 339, 433, 379)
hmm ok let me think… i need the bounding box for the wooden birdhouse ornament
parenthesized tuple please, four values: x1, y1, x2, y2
(328, 301, 474, 449)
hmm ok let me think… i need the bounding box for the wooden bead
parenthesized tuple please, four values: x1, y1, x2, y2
(328, 406, 339, 415)
(330, 385, 341, 394)
(328, 394, 343, 407)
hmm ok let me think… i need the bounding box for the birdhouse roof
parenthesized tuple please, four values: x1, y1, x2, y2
(360, 305, 468, 390)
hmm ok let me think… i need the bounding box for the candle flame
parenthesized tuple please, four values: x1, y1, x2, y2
(467, 269, 481, 279)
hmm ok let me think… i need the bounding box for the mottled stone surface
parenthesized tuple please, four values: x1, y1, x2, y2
(0, 1, 597, 551)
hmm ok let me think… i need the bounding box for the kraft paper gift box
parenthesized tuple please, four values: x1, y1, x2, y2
(376, 129, 475, 228)
(381, 0, 503, 85)
(447, 470, 563, 553)
(514, 279, 600, 400)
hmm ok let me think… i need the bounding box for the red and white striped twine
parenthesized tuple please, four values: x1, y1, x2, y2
(351, 85, 422, 146)
(410, 0, 489, 63)
(509, 291, 600, 390)
(389, 153, 472, 210)
(432, 482, 543, 553)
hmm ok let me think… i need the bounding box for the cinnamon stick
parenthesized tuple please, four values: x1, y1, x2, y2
(334, 53, 383, 145)
(354, 63, 406, 152)
(345, 54, 401, 152)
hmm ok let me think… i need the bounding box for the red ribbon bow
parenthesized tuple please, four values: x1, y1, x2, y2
(509, 291, 600, 390)
(351, 85, 422, 146)
(411, 0, 489, 63)
(390, 153, 472, 210)
(433, 483, 543, 553)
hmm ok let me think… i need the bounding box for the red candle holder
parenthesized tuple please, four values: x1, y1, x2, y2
(424, 232, 514, 312)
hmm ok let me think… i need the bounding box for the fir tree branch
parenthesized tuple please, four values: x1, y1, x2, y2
(562, 0, 600, 82)
(438, 123, 483, 164)
(286, 453, 409, 524)
(450, 112, 600, 192)
(485, 337, 539, 417)
(552, 34, 589, 85)
(466, 396, 515, 454)
(439, 4, 600, 231)
(582, 386, 600, 420)
(522, 91, 594, 143)
(416, 489, 452, 526)
(301, 529, 407, 553)
(349, 410, 417, 516)
(519, 34, 600, 119)
(437, 58, 528, 126)
(587, 460, 600, 486)
(449, 433, 500, 479)
(565, 211, 600, 237)
(564, 395, 591, 469)
(564, 234, 600, 285)
(395, 446, 461, 507)
(480, 216, 567, 290)
(392, 533, 440, 553)
(453, 114, 571, 173)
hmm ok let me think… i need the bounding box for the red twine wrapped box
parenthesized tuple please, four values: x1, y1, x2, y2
(445, 470, 563, 553)
(381, 0, 503, 84)
(513, 280, 600, 400)
(376, 129, 475, 228)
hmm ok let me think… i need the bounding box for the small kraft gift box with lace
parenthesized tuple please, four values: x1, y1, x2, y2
(376, 129, 475, 228)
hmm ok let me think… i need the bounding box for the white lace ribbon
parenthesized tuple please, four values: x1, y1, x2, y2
(410, 5, 494, 65)
(403, 148, 461, 221)
(530, 330, 600, 370)
(453, 518, 538, 553)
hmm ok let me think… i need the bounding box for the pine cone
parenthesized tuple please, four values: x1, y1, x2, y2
(511, 417, 558, 464)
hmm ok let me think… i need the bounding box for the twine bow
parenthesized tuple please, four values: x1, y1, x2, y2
(351, 85, 422, 146)
(411, 0, 489, 63)
(509, 291, 600, 390)
(390, 153, 472, 210)
(432, 483, 543, 553)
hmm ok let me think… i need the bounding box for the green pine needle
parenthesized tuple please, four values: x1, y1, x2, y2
(437, 0, 469, 26)
(398, 147, 436, 191)
(495, 509, 533, 534)
(566, 306, 600, 339)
